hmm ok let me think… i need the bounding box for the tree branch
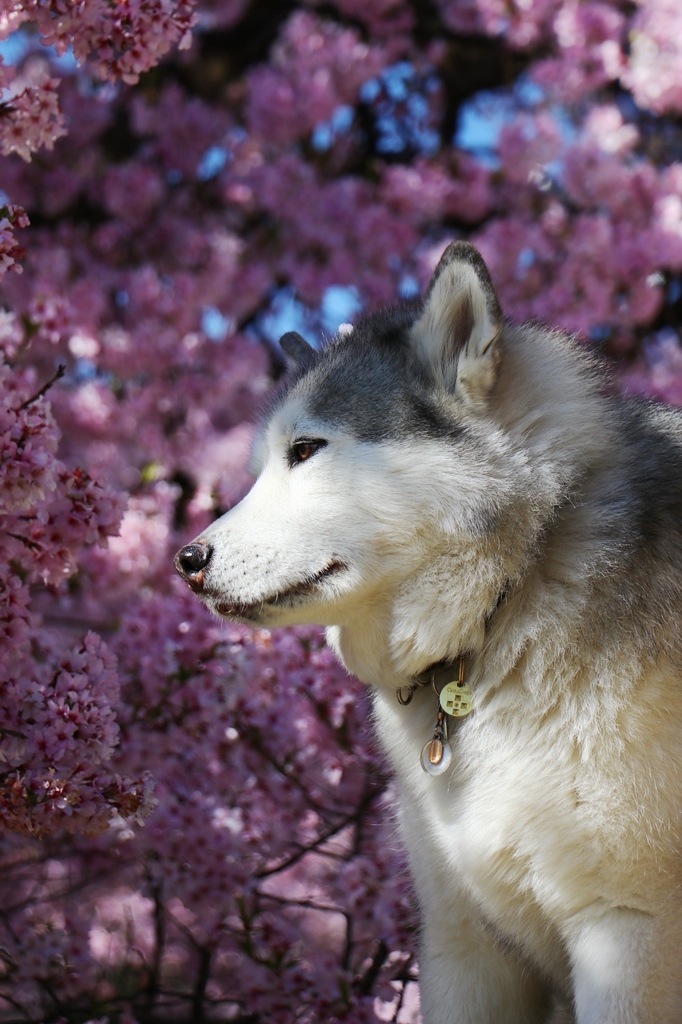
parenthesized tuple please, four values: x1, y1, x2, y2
(18, 363, 65, 411)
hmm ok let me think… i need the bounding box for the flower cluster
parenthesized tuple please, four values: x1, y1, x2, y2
(3, 0, 196, 84)
(0, 72, 66, 162)
(435, 0, 560, 50)
(0, 348, 150, 842)
(0, 204, 29, 278)
(246, 12, 387, 145)
(0, 631, 153, 839)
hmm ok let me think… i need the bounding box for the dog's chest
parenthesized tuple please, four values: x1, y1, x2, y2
(373, 687, 594, 966)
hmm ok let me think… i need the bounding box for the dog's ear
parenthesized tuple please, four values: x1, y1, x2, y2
(280, 331, 317, 372)
(411, 241, 502, 408)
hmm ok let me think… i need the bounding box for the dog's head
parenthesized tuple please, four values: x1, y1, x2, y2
(174, 243, 538, 629)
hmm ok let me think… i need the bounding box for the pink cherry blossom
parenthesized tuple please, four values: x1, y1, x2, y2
(0, 203, 29, 276)
(0, 71, 67, 162)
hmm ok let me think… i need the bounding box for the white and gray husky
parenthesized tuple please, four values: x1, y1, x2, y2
(175, 242, 682, 1023)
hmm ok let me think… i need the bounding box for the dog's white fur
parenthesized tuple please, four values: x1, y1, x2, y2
(184, 244, 682, 1022)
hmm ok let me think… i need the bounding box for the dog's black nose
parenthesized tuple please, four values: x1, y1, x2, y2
(174, 542, 212, 589)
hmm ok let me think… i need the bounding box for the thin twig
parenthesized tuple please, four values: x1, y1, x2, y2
(18, 363, 66, 411)
(357, 938, 389, 995)
(191, 945, 212, 1024)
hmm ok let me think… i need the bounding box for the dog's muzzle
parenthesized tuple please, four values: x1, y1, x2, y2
(174, 541, 212, 592)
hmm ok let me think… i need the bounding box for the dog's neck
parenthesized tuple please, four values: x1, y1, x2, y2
(326, 552, 509, 693)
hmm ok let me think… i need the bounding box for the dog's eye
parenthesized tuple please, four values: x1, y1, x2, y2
(288, 438, 327, 467)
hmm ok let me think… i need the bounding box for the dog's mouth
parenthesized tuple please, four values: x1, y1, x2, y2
(213, 560, 347, 620)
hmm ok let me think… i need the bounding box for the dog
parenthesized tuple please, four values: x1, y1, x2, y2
(175, 241, 682, 1023)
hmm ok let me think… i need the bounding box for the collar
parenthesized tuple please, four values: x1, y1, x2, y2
(396, 659, 459, 706)
(396, 580, 510, 707)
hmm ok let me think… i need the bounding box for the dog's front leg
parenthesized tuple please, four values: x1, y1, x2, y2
(418, 903, 553, 1024)
(569, 907, 682, 1024)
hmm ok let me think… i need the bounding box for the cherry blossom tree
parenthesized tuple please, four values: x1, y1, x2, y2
(1, 0, 682, 1020)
